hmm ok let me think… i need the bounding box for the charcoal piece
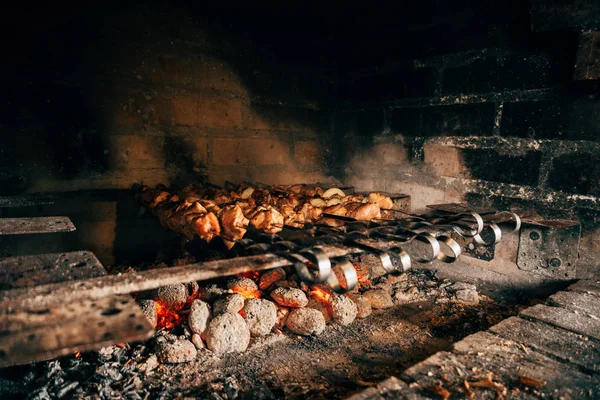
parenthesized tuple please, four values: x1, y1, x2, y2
(285, 308, 326, 336)
(200, 284, 226, 302)
(56, 381, 79, 398)
(213, 293, 245, 315)
(306, 294, 332, 322)
(270, 287, 308, 308)
(330, 294, 357, 326)
(258, 268, 286, 290)
(205, 313, 251, 354)
(242, 299, 277, 336)
(347, 294, 372, 318)
(155, 339, 197, 364)
(191, 333, 206, 350)
(189, 299, 211, 336)
(227, 277, 259, 298)
(156, 284, 187, 309)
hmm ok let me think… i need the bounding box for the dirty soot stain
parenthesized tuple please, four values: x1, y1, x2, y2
(549, 153, 600, 197)
(462, 148, 542, 186)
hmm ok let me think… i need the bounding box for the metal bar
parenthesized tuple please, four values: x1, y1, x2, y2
(0, 217, 76, 235)
(0, 244, 364, 311)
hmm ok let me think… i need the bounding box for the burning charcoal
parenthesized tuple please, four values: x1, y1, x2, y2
(156, 283, 187, 309)
(242, 298, 277, 336)
(347, 294, 372, 318)
(205, 313, 251, 354)
(191, 333, 206, 350)
(363, 289, 394, 309)
(200, 284, 226, 302)
(285, 308, 326, 336)
(306, 294, 332, 323)
(447, 282, 479, 305)
(138, 299, 157, 328)
(155, 338, 197, 363)
(227, 277, 260, 299)
(274, 304, 290, 330)
(330, 294, 357, 326)
(258, 268, 286, 290)
(189, 299, 211, 336)
(213, 293, 245, 315)
(270, 287, 308, 308)
(270, 280, 299, 290)
(358, 254, 387, 279)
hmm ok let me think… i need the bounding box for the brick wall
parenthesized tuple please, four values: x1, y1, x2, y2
(0, 5, 336, 196)
(333, 2, 600, 269)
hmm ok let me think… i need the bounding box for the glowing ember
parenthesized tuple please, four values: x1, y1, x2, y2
(155, 300, 183, 330)
(354, 264, 371, 288)
(74, 351, 82, 358)
(309, 285, 332, 304)
(237, 271, 261, 280)
(231, 286, 261, 299)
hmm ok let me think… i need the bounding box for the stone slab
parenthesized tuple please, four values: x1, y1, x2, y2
(521, 304, 600, 341)
(547, 290, 600, 318)
(568, 280, 600, 297)
(345, 377, 421, 400)
(403, 331, 599, 399)
(490, 316, 600, 373)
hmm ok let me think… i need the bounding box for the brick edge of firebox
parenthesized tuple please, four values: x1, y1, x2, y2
(347, 279, 600, 399)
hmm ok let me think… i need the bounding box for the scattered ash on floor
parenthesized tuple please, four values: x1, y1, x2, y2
(0, 270, 526, 400)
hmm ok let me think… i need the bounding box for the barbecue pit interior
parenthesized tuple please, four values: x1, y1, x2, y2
(2, 1, 600, 399)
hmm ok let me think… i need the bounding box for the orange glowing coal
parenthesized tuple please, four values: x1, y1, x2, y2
(74, 351, 82, 358)
(310, 285, 332, 304)
(155, 300, 183, 330)
(236, 271, 261, 281)
(231, 286, 261, 300)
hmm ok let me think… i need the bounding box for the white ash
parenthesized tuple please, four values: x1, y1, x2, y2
(242, 298, 277, 336)
(285, 308, 326, 336)
(155, 338, 197, 364)
(155, 283, 187, 309)
(274, 304, 290, 330)
(347, 294, 372, 318)
(213, 293, 245, 315)
(199, 283, 226, 302)
(393, 286, 423, 305)
(205, 312, 251, 354)
(227, 277, 258, 293)
(188, 299, 211, 336)
(137, 299, 157, 328)
(330, 294, 357, 326)
(447, 282, 479, 305)
(306, 294, 332, 323)
(258, 268, 286, 290)
(248, 332, 287, 352)
(363, 289, 394, 309)
(191, 333, 206, 350)
(270, 287, 308, 308)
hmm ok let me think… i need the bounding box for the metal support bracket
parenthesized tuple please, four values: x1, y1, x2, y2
(517, 219, 580, 279)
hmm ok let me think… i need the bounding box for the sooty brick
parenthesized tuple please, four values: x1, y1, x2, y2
(462, 149, 542, 186)
(502, 98, 600, 141)
(390, 103, 495, 137)
(548, 153, 600, 197)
